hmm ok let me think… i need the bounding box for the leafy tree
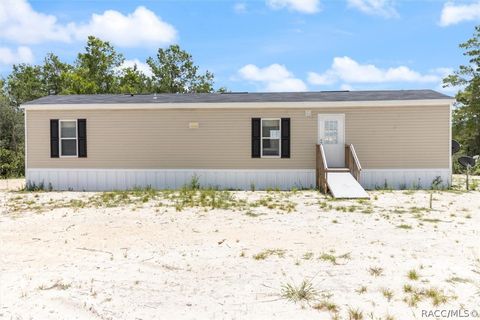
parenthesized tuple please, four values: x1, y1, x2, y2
(71, 36, 124, 94)
(147, 45, 214, 93)
(42, 53, 72, 95)
(60, 70, 99, 95)
(216, 86, 229, 93)
(0, 147, 24, 178)
(118, 65, 152, 94)
(444, 25, 480, 160)
(0, 95, 24, 177)
(0, 95, 23, 151)
(6, 64, 45, 106)
(0, 79, 5, 97)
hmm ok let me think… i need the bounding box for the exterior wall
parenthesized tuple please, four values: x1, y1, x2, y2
(26, 105, 450, 169)
(25, 103, 451, 190)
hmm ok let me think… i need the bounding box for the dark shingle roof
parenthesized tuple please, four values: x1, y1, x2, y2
(23, 90, 452, 105)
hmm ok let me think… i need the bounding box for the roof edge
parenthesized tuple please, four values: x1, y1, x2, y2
(21, 99, 455, 110)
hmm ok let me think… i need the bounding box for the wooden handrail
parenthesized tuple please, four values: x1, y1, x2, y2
(345, 144, 362, 182)
(317, 144, 350, 193)
(316, 144, 328, 193)
(316, 143, 363, 194)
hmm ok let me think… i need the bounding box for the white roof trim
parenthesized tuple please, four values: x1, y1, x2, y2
(21, 99, 454, 110)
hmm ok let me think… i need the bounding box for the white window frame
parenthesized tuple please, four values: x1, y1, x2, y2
(59, 119, 78, 158)
(260, 118, 281, 158)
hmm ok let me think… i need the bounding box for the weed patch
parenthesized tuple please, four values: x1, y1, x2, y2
(281, 279, 318, 304)
(253, 249, 286, 260)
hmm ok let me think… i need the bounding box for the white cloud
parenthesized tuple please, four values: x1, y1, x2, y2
(0, 46, 34, 65)
(265, 78, 309, 92)
(308, 56, 440, 86)
(431, 67, 454, 78)
(266, 0, 320, 14)
(120, 59, 153, 77)
(71, 6, 177, 47)
(239, 64, 292, 82)
(238, 64, 308, 92)
(440, 1, 480, 26)
(0, 0, 177, 47)
(0, 0, 71, 44)
(307, 71, 336, 85)
(234, 3, 247, 13)
(347, 0, 398, 18)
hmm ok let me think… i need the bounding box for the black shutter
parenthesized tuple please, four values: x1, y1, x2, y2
(252, 118, 261, 158)
(78, 119, 87, 158)
(50, 119, 59, 158)
(281, 118, 290, 158)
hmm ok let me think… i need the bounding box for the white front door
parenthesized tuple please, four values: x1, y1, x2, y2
(318, 114, 345, 168)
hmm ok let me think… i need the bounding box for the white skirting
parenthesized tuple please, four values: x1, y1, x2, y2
(26, 169, 316, 191)
(26, 168, 451, 191)
(361, 169, 451, 189)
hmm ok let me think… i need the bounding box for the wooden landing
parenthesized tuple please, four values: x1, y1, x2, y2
(327, 172, 369, 199)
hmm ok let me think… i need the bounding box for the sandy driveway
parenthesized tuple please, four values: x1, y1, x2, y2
(0, 185, 479, 319)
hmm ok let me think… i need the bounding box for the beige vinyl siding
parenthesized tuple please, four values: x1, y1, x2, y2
(26, 104, 450, 169)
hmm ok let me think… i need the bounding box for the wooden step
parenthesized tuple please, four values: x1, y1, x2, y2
(327, 167, 351, 173)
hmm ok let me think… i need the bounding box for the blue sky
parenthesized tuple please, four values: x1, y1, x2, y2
(1, 0, 479, 94)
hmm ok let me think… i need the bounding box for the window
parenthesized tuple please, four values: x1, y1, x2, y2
(261, 119, 281, 157)
(323, 120, 338, 144)
(60, 120, 77, 156)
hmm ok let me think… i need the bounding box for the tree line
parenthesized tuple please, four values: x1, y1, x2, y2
(443, 26, 480, 174)
(0, 36, 223, 177)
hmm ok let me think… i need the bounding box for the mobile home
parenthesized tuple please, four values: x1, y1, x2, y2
(22, 90, 453, 193)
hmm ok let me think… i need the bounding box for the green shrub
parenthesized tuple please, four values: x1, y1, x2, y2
(0, 147, 24, 178)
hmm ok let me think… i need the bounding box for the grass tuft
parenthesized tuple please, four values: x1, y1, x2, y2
(281, 279, 318, 304)
(425, 288, 450, 306)
(407, 269, 420, 281)
(381, 288, 394, 301)
(313, 300, 339, 313)
(253, 249, 286, 260)
(356, 286, 367, 294)
(402, 284, 452, 307)
(347, 307, 364, 320)
(319, 252, 351, 265)
(38, 280, 71, 291)
(368, 266, 384, 277)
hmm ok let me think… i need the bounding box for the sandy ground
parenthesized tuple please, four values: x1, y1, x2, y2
(0, 179, 24, 191)
(1, 179, 479, 319)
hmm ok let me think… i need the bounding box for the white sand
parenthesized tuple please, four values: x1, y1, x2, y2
(1, 185, 479, 319)
(0, 179, 24, 191)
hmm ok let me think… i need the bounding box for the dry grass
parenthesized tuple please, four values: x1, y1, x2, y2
(347, 307, 364, 320)
(368, 266, 384, 277)
(252, 248, 286, 260)
(281, 279, 318, 304)
(313, 300, 339, 313)
(38, 280, 71, 291)
(407, 269, 420, 281)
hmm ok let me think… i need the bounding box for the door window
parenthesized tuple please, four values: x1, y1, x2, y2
(323, 120, 338, 144)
